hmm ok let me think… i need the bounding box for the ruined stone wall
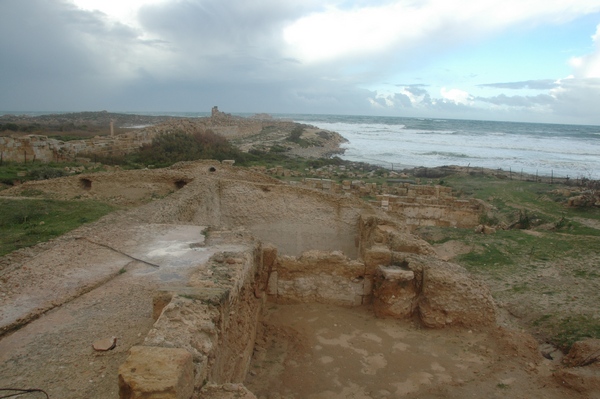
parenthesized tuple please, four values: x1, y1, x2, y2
(267, 250, 368, 306)
(0, 135, 65, 163)
(121, 241, 268, 398)
(0, 130, 157, 162)
(289, 178, 484, 230)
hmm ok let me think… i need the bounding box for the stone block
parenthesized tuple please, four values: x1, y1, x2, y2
(119, 346, 194, 399)
(267, 271, 278, 296)
(363, 246, 391, 275)
(262, 244, 278, 272)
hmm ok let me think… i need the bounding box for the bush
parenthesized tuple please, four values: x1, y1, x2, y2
(0, 123, 19, 132)
(288, 126, 304, 143)
(28, 166, 68, 180)
(136, 129, 242, 166)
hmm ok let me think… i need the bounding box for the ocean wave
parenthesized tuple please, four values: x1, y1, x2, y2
(414, 130, 458, 135)
(420, 151, 475, 159)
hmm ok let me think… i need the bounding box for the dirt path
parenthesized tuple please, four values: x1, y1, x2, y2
(0, 223, 219, 398)
(246, 303, 579, 399)
(0, 262, 155, 398)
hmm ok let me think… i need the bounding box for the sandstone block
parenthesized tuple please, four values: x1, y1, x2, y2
(267, 271, 278, 296)
(363, 246, 391, 275)
(119, 346, 194, 399)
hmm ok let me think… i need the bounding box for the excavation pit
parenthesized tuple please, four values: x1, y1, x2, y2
(244, 303, 544, 399)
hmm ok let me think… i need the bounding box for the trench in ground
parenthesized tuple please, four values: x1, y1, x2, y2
(243, 302, 512, 399)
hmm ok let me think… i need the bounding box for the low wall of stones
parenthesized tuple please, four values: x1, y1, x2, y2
(266, 250, 368, 306)
(293, 178, 484, 230)
(119, 242, 269, 398)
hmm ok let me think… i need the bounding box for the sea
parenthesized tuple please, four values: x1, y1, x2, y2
(281, 114, 600, 180)
(3, 111, 599, 179)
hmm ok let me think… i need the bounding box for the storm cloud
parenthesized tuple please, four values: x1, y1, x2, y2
(1, 0, 600, 124)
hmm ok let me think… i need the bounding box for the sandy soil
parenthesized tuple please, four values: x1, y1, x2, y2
(246, 303, 579, 399)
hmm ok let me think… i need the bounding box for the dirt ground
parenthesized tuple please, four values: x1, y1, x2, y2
(0, 222, 224, 399)
(246, 303, 579, 399)
(0, 262, 155, 398)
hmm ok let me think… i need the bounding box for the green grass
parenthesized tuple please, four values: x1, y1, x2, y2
(0, 161, 100, 188)
(533, 313, 600, 350)
(0, 198, 115, 256)
(432, 174, 600, 273)
(431, 173, 600, 349)
(555, 315, 600, 349)
(443, 174, 600, 227)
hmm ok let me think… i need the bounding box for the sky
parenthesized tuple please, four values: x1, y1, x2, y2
(1, 0, 600, 125)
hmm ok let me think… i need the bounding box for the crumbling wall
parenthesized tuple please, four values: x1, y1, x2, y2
(357, 215, 496, 328)
(267, 250, 368, 306)
(0, 131, 156, 162)
(372, 255, 497, 328)
(120, 241, 269, 398)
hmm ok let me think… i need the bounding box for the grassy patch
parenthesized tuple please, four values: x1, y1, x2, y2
(556, 317, 600, 349)
(0, 198, 115, 256)
(0, 161, 97, 188)
(511, 283, 529, 293)
(444, 174, 600, 228)
(555, 315, 600, 350)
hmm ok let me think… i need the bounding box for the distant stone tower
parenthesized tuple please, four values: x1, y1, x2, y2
(211, 106, 220, 117)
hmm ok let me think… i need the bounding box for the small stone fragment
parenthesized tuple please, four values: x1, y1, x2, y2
(93, 336, 117, 351)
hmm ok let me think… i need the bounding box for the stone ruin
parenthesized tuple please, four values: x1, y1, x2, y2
(2, 160, 596, 398)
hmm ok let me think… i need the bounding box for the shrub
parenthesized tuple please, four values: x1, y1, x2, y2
(288, 126, 304, 143)
(136, 129, 241, 166)
(28, 166, 68, 180)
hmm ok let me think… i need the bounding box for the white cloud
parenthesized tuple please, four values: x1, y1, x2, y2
(282, 0, 600, 64)
(440, 87, 472, 105)
(569, 23, 600, 78)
